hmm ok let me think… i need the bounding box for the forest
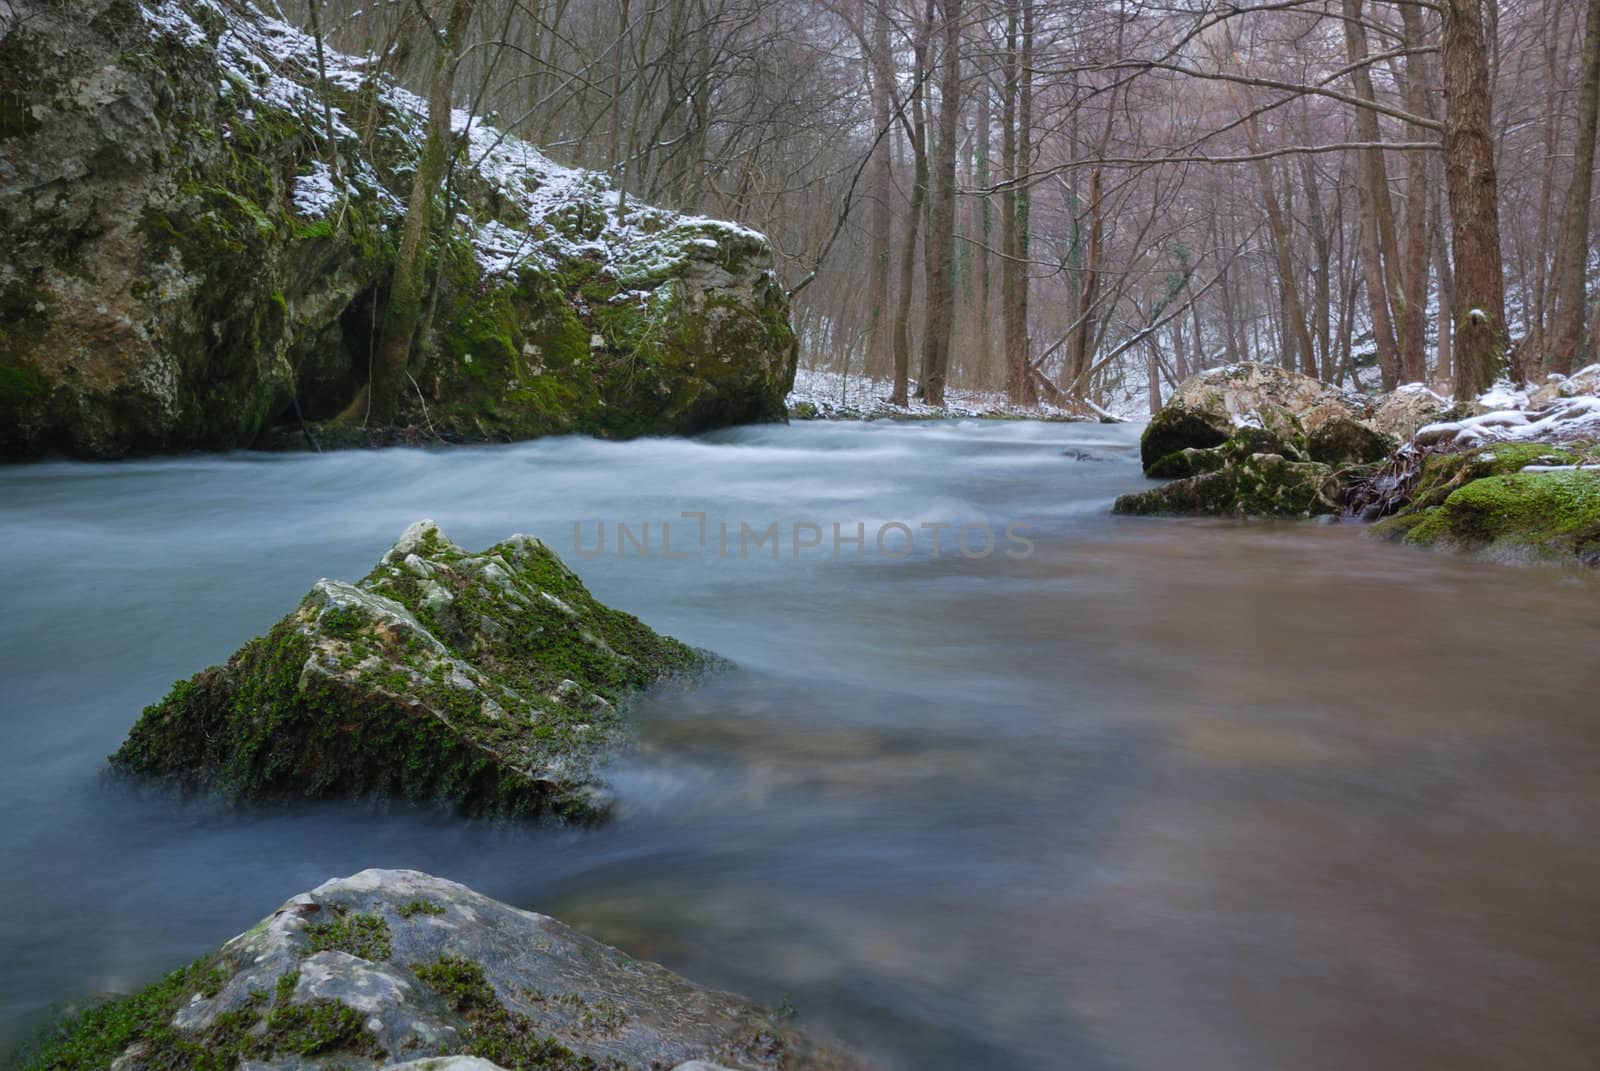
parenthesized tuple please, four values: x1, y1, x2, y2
(3, 2, 1600, 1070)
(284, 0, 1597, 410)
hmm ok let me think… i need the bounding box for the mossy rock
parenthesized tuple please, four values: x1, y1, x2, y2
(1365, 510, 1434, 543)
(1147, 445, 1229, 480)
(110, 521, 712, 820)
(1305, 417, 1394, 466)
(1408, 442, 1580, 511)
(17, 869, 866, 1071)
(1139, 403, 1230, 472)
(1115, 453, 1341, 518)
(1400, 470, 1600, 565)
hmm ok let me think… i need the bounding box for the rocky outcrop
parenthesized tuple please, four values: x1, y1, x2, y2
(0, 0, 796, 460)
(1137, 363, 1375, 471)
(1122, 364, 1394, 518)
(111, 521, 708, 819)
(18, 869, 866, 1071)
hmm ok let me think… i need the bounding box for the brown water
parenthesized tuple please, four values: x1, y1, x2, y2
(2, 421, 1597, 1069)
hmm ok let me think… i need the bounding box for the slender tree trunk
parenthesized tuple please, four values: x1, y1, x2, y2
(1244, 119, 1318, 377)
(864, 3, 894, 381)
(1441, 0, 1510, 397)
(1431, 178, 1457, 387)
(361, 0, 476, 427)
(892, 3, 934, 408)
(1343, 0, 1403, 387)
(1551, 0, 1600, 375)
(1398, 0, 1433, 383)
(920, 0, 963, 407)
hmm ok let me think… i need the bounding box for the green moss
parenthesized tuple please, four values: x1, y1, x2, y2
(1408, 442, 1577, 511)
(396, 899, 447, 918)
(1139, 404, 1228, 472)
(15, 958, 379, 1071)
(414, 956, 599, 1070)
(1115, 454, 1339, 518)
(13, 956, 219, 1071)
(305, 910, 392, 960)
(261, 996, 382, 1058)
(0, 361, 48, 402)
(1402, 469, 1600, 564)
(1146, 446, 1228, 480)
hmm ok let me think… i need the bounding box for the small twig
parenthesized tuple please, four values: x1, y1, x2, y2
(406, 370, 441, 441)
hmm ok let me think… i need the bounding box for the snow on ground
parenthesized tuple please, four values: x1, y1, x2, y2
(786, 367, 1101, 422)
(1415, 365, 1600, 449)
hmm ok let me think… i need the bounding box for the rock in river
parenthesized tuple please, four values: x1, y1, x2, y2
(110, 521, 709, 820)
(18, 868, 866, 1071)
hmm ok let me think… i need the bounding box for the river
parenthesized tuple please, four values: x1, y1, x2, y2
(2, 419, 1598, 1070)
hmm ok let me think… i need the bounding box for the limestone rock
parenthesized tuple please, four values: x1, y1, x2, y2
(1304, 417, 1394, 466)
(0, 0, 794, 459)
(25, 869, 868, 1071)
(1368, 384, 1453, 440)
(111, 521, 709, 819)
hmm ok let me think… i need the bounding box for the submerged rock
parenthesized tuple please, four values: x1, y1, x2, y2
(18, 869, 865, 1071)
(1114, 452, 1342, 518)
(0, 0, 794, 459)
(111, 521, 708, 819)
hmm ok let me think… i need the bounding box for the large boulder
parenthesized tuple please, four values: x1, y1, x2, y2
(1140, 364, 1385, 473)
(111, 521, 708, 820)
(19, 869, 866, 1071)
(1368, 384, 1453, 440)
(1114, 452, 1342, 518)
(0, 0, 795, 459)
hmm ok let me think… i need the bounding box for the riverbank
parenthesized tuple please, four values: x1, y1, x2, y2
(1114, 362, 1600, 567)
(784, 368, 1111, 422)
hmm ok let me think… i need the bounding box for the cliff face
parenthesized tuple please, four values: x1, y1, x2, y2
(0, 0, 796, 460)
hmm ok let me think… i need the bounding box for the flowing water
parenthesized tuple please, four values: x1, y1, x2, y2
(3, 420, 1599, 1070)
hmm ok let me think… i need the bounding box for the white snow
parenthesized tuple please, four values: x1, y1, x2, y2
(137, 0, 775, 286)
(291, 160, 341, 218)
(785, 367, 1097, 422)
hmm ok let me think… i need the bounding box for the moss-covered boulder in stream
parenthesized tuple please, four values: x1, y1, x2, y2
(17, 869, 866, 1071)
(1114, 452, 1342, 518)
(1382, 469, 1600, 565)
(111, 521, 709, 820)
(0, 0, 795, 459)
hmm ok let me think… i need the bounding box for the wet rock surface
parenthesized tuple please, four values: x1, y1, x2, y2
(20, 870, 866, 1071)
(111, 521, 710, 819)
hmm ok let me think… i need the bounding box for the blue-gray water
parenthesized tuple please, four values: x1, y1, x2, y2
(3, 420, 1599, 1070)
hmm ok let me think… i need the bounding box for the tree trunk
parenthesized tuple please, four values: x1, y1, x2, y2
(1441, 0, 1510, 397)
(864, 1, 895, 380)
(362, 0, 477, 427)
(1398, 0, 1433, 383)
(892, 2, 934, 408)
(1343, 0, 1403, 387)
(919, 0, 963, 407)
(1550, 0, 1600, 375)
